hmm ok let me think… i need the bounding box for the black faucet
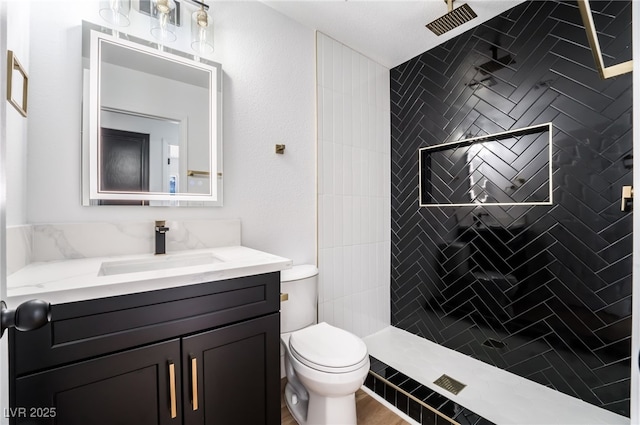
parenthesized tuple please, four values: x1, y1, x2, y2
(155, 220, 170, 255)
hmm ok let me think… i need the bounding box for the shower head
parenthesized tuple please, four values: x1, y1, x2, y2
(426, 0, 477, 36)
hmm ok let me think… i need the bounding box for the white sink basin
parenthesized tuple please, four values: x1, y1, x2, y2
(98, 252, 222, 276)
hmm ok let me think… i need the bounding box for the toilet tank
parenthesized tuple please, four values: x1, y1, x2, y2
(280, 265, 318, 333)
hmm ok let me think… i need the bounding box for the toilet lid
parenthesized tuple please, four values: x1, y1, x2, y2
(289, 322, 367, 371)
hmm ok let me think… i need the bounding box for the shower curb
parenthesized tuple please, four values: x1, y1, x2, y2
(365, 356, 495, 425)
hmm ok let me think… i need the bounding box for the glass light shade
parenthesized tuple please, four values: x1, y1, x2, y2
(150, 0, 177, 43)
(191, 8, 214, 55)
(99, 0, 131, 27)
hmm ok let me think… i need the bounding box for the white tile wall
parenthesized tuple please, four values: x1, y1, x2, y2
(316, 32, 391, 338)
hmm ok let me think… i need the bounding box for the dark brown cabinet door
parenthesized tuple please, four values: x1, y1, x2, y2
(181, 314, 280, 425)
(13, 339, 182, 425)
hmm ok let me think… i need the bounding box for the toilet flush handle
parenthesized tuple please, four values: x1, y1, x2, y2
(280, 293, 289, 302)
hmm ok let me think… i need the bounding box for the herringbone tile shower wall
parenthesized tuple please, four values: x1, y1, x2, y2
(390, 0, 632, 416)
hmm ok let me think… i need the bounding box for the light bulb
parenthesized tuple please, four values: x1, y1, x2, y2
(150, 0, 177, 42)
(191, 7, 214, 55)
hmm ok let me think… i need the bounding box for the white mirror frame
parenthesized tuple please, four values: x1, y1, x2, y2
(82, 25, 223, 206)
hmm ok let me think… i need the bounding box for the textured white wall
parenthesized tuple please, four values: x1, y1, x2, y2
(5, 0, 29, 227)
(22, 1, 316, 265)
(316, 32, 391, 338)
(0, 2, 9, 422)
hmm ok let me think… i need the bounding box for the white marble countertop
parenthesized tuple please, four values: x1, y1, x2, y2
(7, 246, 292, 306)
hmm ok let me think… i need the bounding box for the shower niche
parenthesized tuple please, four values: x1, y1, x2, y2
(419, 123, 552, 207)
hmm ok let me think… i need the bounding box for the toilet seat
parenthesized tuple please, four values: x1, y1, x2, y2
(289, 322, 368, 374)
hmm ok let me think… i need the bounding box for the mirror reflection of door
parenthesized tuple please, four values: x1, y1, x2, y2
(99, 128, 150, 205)
(100, 109, 183, 195)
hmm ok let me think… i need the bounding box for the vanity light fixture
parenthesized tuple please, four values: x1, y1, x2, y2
(141, 0, 214, 54)
(191, 1, 214, 55)
(150, 0, 178, 43)
(99, 0, 131, 27)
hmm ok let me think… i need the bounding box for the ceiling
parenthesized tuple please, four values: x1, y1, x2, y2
(262, 0, 525, 69)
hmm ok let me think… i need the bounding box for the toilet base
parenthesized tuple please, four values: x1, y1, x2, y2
(285, 381, 309, 424)
(306, 389, 357, 425)
(284, 381, 359, 425)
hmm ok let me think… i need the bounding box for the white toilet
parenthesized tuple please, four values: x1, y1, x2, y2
(280, 265, 370, 425)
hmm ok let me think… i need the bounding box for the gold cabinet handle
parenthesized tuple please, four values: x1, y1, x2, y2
(191, 356, 199, 411)
(168, 361, 177, 419)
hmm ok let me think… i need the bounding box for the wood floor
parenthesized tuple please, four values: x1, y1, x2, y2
(281, 379, 411, 425)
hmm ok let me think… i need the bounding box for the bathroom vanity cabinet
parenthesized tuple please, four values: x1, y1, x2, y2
(8, 272, 281, 425)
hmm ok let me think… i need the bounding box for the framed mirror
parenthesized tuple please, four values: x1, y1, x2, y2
(82, 22, 222, 206)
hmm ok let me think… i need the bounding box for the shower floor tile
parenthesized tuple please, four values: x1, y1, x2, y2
(363, 326, 628, 425)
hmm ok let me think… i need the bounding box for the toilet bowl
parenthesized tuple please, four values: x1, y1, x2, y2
(280, 266, 370, 425)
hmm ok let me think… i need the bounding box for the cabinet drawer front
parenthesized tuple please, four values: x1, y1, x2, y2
(11, 272, 280, 376)
(53, 285, 265, 344)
